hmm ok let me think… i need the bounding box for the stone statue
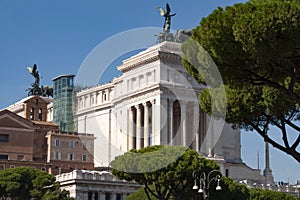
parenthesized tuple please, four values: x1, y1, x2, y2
(157, 3, 176, 33)
(26, 64, 53, 97)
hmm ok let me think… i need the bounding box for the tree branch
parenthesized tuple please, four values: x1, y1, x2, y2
(282, 117, 300, 132)
(249, 121, 300, 162)
(280, 119, 290, 148)
(291, 134, 300, 150)
(247, 69, 300, 104)
(144, 182, 158, 200)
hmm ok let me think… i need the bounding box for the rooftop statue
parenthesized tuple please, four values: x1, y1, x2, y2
(156, 3, 191, 43)
(27, 64, 40, 91)
(157, 3, 176, 33)
(26, 64, 53, 97)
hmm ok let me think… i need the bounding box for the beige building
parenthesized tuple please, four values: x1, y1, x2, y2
(0, 109, 53, 171)
(1, 96, 95, 175)
(46, 131, 95, 175)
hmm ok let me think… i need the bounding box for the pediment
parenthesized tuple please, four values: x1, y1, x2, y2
(24, 95, 52, 105)
(0, 110, 33, 130)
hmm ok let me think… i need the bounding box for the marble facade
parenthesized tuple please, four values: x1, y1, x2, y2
(75, 41, 266, 183)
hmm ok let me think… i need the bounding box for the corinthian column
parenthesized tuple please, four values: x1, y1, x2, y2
(135, 104, 142, 149)
(169, 99, 174, 145)
(181, 101, 187, 146)
(128, 107, 135, 150)
(151, 99, 156, 145)
(143, 102, 150, 147)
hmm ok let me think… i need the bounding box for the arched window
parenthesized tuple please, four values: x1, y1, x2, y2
(30, 108, 35, 120)
(38, 109, 43, 121)
(173, 100, 181, 145)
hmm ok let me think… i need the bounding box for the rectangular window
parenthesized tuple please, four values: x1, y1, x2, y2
(82, 154, 87, 161)
(55, 139, 60, 147)
(68, 141, 74, 148)
(0, 134, 9, 142)
(116, 194, 122, 200)
(68, 153, 73, 161)
(17, 155, 24, 161)
(105, 193, 111, 200)
(0, 155, 8, 160)
(82, 141, 87, 148)
(38, 109, 43, 121)
(30, 108, 35, 120)
(55, 152, 61, 160)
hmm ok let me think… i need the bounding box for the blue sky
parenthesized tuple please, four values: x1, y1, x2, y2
(0, 0, 299, 183)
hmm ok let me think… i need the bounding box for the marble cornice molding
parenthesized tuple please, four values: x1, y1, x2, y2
(75, 103, 113, 116)
(118, 42, 183, 73)
(117, 50, 160, 73)
(112, 84, 160, 105)
(76, 83, 114, 97)
(159, 51, 182, 66)
(127, 89, 161, 104)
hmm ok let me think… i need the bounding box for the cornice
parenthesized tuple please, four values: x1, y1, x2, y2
(117, 41, 183, 73)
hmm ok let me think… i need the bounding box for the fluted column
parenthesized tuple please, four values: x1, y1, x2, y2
(181, 101, 187, 146)
(92, 92, 96, 105)
(83, 192, 89, 200)
(151, 99, 156, 145)
(135, 104, 142, 149)
(143, 102, 150, 147)
(98, 91, 103, 104)
(194, 103, 200, 151)
(128, 107, 135, 150)
(99, 193, 105, 200)
(169, 99, 174, 145)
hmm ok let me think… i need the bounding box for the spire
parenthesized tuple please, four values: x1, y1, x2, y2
(263, 141, 274, 185)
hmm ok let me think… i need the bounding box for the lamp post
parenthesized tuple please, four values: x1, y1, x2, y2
(192, 169, 222, 200)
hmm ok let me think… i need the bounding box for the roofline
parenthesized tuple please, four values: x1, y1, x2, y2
(52, 74, 75, 81)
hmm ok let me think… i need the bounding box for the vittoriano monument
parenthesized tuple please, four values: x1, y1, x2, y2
(156, 3, 192, 43)
(26, 64, 53, 97)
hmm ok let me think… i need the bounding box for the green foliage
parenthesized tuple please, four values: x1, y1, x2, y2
(125, 175, 298, 200)
(209, 177, 249, 200)
(182, 0, 300, 162)
(0, 166, 73, 200)
(126, 186, 157, 200)
(125, 175, 251, 200)
(111, 145, 218, 200)
(249, 188, 298, 200)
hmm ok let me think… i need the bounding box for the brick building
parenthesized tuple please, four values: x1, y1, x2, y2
(46, 130, 94, 175)
(0, 95, 95, 175)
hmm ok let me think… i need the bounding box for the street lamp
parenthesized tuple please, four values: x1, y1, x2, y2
(192, 169, 222, 200)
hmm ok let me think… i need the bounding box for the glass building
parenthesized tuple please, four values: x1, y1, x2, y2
(52, 74, 75, 132)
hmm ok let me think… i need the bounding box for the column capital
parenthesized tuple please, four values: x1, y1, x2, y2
(143, 101, 150, 107)
(135, 104, 142, 110)
(179, 99, 187, 105)
(128, 106, 135, 111)
(169, 98, 175, 103)
(150, 99, 156, 105)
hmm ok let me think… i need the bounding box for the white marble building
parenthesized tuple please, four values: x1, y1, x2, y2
(75, 41, 267, 183)
(56, 170, 141, 200)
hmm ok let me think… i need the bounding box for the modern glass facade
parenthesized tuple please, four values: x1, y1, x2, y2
(52, 74, 75, 132)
